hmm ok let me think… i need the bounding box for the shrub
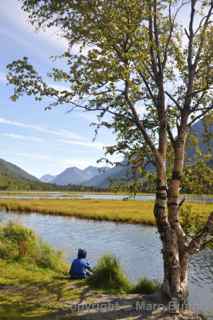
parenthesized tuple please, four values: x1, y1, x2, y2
(87, 254, 131, 292)
(132, 277, 161, 294)
(0, 222, 67, 272)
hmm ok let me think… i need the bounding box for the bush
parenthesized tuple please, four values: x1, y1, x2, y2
(87, 254, 131, 292)
(0, 222, 67, 272)
(132, 277, 161, 294)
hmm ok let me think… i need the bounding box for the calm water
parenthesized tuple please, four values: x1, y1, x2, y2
(0, 211, 212, 316)
(0, 192, 212, 202)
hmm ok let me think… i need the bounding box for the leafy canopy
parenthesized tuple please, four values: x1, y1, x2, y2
(7, 0, 213, 166)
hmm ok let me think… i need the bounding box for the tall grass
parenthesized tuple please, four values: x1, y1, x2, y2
(87, 254, 161, 294)
(0, 222, 67, 272)
(0, 198, 212, 226)
(87, 255, 131, 292)
(131, 277, 161, 294)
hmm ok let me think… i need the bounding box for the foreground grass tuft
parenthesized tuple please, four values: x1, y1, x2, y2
(131, 277, 161, 294)
(87, 254, 161, 295)
(87, 254, 131, 293)
(0, 222, 67, 272)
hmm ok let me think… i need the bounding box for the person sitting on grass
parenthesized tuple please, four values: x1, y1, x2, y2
(69, 248, 92, 279)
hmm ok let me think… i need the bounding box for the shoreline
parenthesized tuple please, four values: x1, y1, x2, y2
(0, 198, 212, 226)
(0, 207, 209, 320)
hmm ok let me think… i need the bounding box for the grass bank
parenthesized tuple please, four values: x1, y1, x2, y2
(0, 222, 85, 319)
(0, 223, 206, 320)
(0, 198, 212, 226)
(0, 223, 162, 320)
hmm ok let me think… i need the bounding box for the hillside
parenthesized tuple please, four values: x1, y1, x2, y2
(0, 159, 38, 182)
(0, 159, 58, 191)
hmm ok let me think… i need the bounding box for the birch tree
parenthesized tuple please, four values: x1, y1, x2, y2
(7, 0, 213, 304)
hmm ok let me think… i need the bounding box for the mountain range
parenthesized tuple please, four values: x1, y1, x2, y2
(40, 165, 128, 188)
(0, 157, 128, 190)
(0, 118, 211, 190)
(52, 166, 104, 185)
(41, 118, 213, 188)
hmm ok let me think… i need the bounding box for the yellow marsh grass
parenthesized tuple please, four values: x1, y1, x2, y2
(0, 199, 212, 226)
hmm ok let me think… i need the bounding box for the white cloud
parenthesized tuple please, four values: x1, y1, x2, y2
(0, 1, 66, 51)
(58, 138, 105, 150)
(2, 133, 43, 143)
(0, 117, 107, 150)
(0, 117, 84, 141)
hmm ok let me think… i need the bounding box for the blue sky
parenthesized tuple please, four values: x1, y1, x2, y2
(0, 0, 116, 178)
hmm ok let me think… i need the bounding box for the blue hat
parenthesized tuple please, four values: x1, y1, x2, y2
(78, 248, 87, 259)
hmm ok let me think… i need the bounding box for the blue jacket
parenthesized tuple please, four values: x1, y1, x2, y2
(69, 258, 91, 278)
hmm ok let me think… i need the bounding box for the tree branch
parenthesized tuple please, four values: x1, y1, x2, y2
(183, 0, 197, 112)
(165, 91, 181, 110)
(123, 80, 159, 158)
(162, 0, 188, 68)
(178, 196, 186, 208)
(148, 3, 159, 82)
(153, 0, 162, 74)
(167, 124, 176, 149)
(188, 104, 213, 126)
(187, 212, 213, 254)
(137, 69, 158, 108)
(193, 2, 213, 70)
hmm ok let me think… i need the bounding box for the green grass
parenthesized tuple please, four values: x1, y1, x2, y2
(87, 255, 131, 293)
(0, 198, 212, 226)
(0, 259, 85, 320)
(0, 222, 88, 319)
(131, 277, 161, 294)
(87, 255, 161, 295)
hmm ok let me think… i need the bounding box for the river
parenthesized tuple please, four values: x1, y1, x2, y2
(0, 210, 212, 317)
(0, 192, 212, 202)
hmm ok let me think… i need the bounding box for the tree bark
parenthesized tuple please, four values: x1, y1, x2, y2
(158, 130, 190, 307)
(154, 159, 173, 299)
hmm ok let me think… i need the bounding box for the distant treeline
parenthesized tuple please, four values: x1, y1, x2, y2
(0, 174, 106, 192)
(109, 161, 213, 195)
